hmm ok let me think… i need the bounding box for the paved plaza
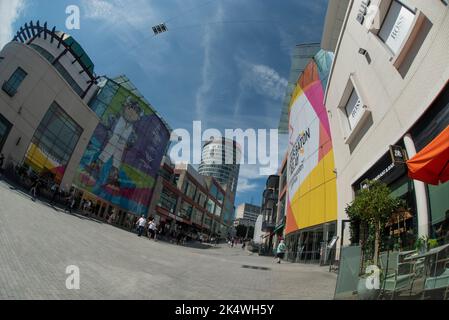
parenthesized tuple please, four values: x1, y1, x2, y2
(0, 181, 336, 300)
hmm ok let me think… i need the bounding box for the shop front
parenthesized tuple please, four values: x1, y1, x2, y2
(408, 84, 449, 244)
(352, 146, 417, 251)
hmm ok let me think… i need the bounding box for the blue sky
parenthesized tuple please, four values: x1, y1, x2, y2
(1, 0, 328, 207)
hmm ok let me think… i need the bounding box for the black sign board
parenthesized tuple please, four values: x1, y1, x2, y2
(389, 145, 408, 165)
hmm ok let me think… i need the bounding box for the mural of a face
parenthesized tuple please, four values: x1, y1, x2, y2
(123, 99, 141, 123)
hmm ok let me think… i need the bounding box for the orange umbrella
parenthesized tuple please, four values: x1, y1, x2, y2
(407, 125, 449, 185)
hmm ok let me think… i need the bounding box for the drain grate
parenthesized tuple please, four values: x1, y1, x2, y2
(241, 265, 271, 271)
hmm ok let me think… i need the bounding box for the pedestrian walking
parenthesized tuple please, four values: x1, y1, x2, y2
(276, 239, 287, 264)
(29, 177, 41, 201)
(66, 189, 76, 213)
(148, 219, 157, 241)
(136, 215, 146, 237)
(50, 182, 59, 205)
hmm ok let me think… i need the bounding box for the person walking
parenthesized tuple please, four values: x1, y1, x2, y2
(148, 219, 157, 241)
(66, 189, 76, 213)
(29, 176, 41, 201)
(276, 239, 287, 264)
(136, 215, 146, 237)
(50, 182, 59, 205)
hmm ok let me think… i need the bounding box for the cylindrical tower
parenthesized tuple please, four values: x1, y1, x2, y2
(198, 138, 241, 203)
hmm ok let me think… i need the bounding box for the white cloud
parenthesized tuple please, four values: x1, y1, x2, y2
(0, 0, 26, 50)
(237, 165, 263, 193)
(195, 3, 224, 121)
(239, 60, 288, 101)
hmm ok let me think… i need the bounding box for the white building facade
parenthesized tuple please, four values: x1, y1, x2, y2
(323, 0, 449, 252)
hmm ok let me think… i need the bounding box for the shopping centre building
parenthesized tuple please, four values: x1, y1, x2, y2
(0, 22, 100, 188)
(0, 22, 171, 225)
(323, 0, 449, 253)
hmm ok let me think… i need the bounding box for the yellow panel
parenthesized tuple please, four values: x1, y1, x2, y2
(323, 150, 336, 183)
(299, 172, 311, 197)
(292, 194, 307, 229)
(310, 158, 324, 190)
(309, 185, 325, 227)
(325, 179, 338, 222)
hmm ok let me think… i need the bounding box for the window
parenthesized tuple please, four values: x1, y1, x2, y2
(179, 201, 193, 220)
(24, 102, 83, 182)
(2, 67, 27, 97)
(183, 180, 196, 199)
(30, 44, 55, 63)
(345, 89, 364, 130)
(159, 188, 177, 213)
(206, 198, 215, 214)
(378, 0, 415, 55)
(54, 61, 84, 97)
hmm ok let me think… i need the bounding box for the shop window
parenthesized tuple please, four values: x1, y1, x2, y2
(378, 1, 416, 55)
(338, 76, 372, 147)
(24, 102, 82, 182)
(2, 67, 27, 97)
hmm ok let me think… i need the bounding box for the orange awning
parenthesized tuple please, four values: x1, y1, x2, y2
(407, 125, 449, 185)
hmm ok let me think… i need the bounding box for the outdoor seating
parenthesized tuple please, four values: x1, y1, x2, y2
(422, 261, 449, 299)
(379, 251, 416, 299)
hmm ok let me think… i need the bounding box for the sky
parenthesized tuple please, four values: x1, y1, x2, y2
(1, 0, 329, 207)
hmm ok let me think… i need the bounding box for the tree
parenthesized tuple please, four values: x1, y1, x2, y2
(345, 180, 402, 266)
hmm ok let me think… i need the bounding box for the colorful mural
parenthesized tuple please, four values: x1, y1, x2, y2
(74, 79, 170, 216)
(286, 50, 337, 235)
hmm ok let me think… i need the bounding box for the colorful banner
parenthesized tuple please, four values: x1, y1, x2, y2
(286, 50, 337, 234)
(75, 83, 170, 216)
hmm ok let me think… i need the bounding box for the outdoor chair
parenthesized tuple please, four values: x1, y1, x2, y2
(379, 251, 416, 299)
(422, 261, 449, 300)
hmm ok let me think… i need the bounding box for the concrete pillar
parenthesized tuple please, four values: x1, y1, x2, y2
(403, 134, 429, 238)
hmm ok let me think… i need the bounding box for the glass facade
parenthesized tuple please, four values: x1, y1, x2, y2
(158, 187, 177, 214)
(24, 102, 82, 182)
(2, 67, 27, 97)
(179, 201, 193, 220)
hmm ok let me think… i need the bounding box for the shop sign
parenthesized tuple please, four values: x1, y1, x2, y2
(355, 151, 407, 191)
(356, 0, 371, 24)
(378, 1, 415, 54)
(389, 145, 408, 165)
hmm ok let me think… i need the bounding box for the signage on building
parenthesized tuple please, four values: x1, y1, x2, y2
(355, 150, 407, 191)
(389, 145, 408, 165)
(356, 0, 371, 24)
(346, 90, 364, 129)
(286, 50, 337, 234)
(378, 1, 415, 54)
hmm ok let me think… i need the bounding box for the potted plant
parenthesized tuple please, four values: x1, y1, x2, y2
(415, 236, 428, 254)
(346, 180, 402, 300)
(427, 238, 439, 250)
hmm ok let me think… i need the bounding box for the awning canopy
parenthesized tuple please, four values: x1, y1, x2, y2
(407, 125, 449, 185)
